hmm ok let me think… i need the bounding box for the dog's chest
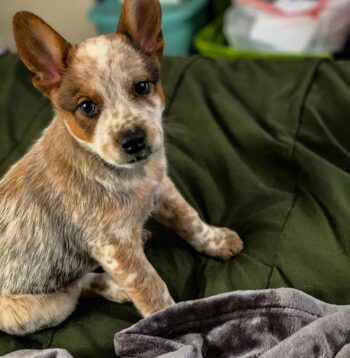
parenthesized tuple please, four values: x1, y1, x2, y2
(103, 163, 165, 222)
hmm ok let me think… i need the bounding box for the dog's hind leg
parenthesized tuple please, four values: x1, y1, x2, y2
(79, 272, 130, 303)
(0, 283, 80, 336)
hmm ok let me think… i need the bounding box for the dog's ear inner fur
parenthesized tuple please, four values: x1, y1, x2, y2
(117, 0, 164, 59)
(13, 11, 71, 96)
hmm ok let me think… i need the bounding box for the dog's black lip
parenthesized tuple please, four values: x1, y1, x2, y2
(128, 148, 152, 164)
(98, 146, 161, 172)
(100, 151, 152, 172)
(128, 155, 148, 164)
(102, 160, 120, 172)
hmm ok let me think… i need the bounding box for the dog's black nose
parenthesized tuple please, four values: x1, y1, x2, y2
(119, 128, 146, 155)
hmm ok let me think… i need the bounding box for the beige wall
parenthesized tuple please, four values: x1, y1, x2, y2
(0, 0, 97, 52)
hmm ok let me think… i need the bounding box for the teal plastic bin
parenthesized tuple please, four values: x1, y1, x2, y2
(89, 0, 208, 56)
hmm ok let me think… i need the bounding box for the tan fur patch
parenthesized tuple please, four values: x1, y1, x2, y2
(0, 284, 80, 335)
(62, 112, 94, 143)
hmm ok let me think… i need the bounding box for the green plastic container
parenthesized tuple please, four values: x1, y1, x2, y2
(194, 16, 331, 60)
(89, 0, 208, 56)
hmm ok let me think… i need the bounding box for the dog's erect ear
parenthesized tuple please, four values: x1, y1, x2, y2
(13, 12, 71, 95)
(117, 0, 164, 59)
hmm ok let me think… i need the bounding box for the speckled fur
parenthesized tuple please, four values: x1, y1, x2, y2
(0, 0, 243, 336)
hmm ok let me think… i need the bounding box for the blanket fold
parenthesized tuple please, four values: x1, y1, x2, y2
(2, 349, 73, 358)
(114, 288, 350, 357)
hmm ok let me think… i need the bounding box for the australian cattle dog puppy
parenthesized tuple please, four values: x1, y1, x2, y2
(0, 0, 243, 335)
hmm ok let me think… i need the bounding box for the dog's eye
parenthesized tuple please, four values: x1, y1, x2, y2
(133, 81, 152, 96)
(78, 100, 99, 117)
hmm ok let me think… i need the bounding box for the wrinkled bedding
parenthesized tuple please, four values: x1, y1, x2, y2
(114, 288, 350, 358)
(6, 288, 350, 357)
(3, 349, 72, 358)
(1, 54, 350, 357)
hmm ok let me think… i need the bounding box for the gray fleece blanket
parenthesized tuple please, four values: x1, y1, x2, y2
(4, 288, 350, 358)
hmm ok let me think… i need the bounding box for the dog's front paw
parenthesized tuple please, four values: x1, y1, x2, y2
(198, 226, 243, 261)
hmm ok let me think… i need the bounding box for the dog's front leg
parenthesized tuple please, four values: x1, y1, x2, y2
(90, 234, 174, 317)
(153, 177, 243, 260)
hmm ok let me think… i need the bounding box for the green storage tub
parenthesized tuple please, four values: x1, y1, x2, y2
(194, 16, 331, 60)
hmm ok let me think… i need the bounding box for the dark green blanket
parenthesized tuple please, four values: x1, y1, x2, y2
(1, 55, 350, 357)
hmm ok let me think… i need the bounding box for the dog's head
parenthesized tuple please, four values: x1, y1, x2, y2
(13, 0, 165, 168)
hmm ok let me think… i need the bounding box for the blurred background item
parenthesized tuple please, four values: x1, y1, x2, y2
(89, 0, 209, 55)
(1, 0, 350, 59)
(195, 0, 350, 59)
(0, 0, 96, 52)
(0, 47, 9, 57)
(223, 0, 350, 55)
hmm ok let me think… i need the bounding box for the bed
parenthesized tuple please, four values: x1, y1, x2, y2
(1, 54, 350, 357)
